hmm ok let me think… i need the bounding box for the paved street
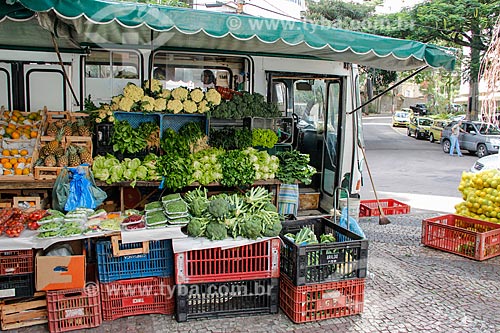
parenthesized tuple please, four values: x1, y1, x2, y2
(13, 210, 500, 333)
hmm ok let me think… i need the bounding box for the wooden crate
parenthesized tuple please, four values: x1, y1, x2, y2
(66, 136, 93, 156)
(34, 165, 89, 180)
(13, 196, 41, 212)
(299, 192, 320, 211)
(0, 292, 47, 330)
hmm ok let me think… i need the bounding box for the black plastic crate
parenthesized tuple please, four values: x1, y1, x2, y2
(93, 123, 114, 150)
(0, 273, 34, 299)
(280, 217, 368, 286)
(160, 114, 208, 138)
(176, 278, 279, 322)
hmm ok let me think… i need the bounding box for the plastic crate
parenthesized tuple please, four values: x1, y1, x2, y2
(359, 199, 410, 217)
(243, 117, 294, 144)
(100, 276, 175, 321)
(0, 249, 33, 276)
(176, 278, 279, 322)
(160, 114, 208, 137)
(421, 214, 500, 261)
(175, 238, 280, 284)
(113, 111, 161, 129)
(0, 273, 34, 299)
(46, 285, 101, 333)
(93, 123, 113, 150)
(279, 273, 365, 323)
(280, 217, 368, 286)
(96, 238, 173, 283)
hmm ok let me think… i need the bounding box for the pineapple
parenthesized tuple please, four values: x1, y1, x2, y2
(46, 122, 58, 137)
(57, 152, 69, 167)
(68, 145, 81, 167)
(63, 124, 73, 137)
(78, 146, 93, 165)
(77, 118, 92, 137)
(47, 128, 64, 155)
(54, 146, 65, 158)
(71, 121, 79, 136)
(40, 144, 50, 157)
(44, 154, 56, 167)
(55, 119, 65, 129)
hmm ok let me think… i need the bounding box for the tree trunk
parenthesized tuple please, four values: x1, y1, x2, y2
(469, 21, 481, 120)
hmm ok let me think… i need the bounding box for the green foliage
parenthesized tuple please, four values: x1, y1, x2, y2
(211, 92, 280, 119)
(219, 149, 256, 187)
(276, 150, 316, 185)
(156, 154, 193, 191)
(252, 129, 278, 148)
(209, 127, 252, 150)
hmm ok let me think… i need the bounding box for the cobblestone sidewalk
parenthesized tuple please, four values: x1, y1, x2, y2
(9, 212, 500, 333)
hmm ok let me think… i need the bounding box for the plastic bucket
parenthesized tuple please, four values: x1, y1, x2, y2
(339, 197, 361, 219)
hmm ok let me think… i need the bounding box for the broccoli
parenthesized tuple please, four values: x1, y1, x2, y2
(189, 197, 209, 217)
(239, 215, 262, 239)
(263, 202, 277, 212)
(187, 217, 209, 237)
(208, 198, 230, 218)
(263, 219, 282, 237)
(205, 221, 228, 240)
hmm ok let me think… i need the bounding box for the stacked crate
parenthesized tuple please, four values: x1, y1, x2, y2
(0, 249, 45, 330)
(174, 238, 280, 322)
(279, 217, 368, 323)
(96, 235, 175, 321)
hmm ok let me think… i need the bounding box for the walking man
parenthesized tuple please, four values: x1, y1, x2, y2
(450, 120, 463, 156)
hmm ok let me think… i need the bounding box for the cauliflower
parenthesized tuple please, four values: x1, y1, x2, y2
(161, 89, 171, 99)
(183, 100, 198, 114)
(143, 79, 163, 94)
(141, 96, 155, 112)
(206, 88, 222, 106)
(167, 99, 183, 114)
(190, 88, 204, 103)
(154, 98, 167, 111)
(118, 96, 134, 112)
(171, 87, 189, 101)
(123, 83, 144, 102)
(197, 99, 210, 114)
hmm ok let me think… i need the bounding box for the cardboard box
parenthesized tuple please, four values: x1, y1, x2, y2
(35, 241, 85, 291)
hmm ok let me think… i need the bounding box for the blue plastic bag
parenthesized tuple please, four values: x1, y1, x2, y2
(339, 207, 366, 239)
(64, 167, 107, 211)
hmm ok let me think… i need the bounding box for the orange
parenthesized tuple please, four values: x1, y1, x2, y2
(14, 168, 22, 175)
(22, 168, 30, 175)
(1, 158, 8, 164)
(27, 157, 32, 163)
(20, 149, 28, 156)
(17, 157, 26, 163)
(9, 158, 17, 165)
(3, 162, 12, 169)
(2, 149, 10, 156)
(3, 170, 11, 175)
(10, 149, 18, 156)
(7, 123, 15, 129)
(4, 128, 13, 136)
(30, 131, 38, 139)
(11, 132, 20, 139)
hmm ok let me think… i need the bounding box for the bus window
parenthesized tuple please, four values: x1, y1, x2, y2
(294, 79, 325, 131)
(152, 52, 249, 90)
(272, 82, 287, 115)
(0, 64, 10, 110)
(85, 50, 140, 104)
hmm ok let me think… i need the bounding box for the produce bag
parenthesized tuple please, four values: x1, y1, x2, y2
(58, 166, 107, 212)
(52, 167, 71, 211)
(339, 207, 365, 239)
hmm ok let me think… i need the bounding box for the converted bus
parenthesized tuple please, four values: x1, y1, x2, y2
(0, 0, 455, 213)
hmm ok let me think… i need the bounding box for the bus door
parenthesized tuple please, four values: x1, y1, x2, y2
(23, 63, 70, 111)
(269, 73, 344, 212)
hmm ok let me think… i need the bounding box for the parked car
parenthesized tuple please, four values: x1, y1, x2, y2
(407, 117, 434, 139)
(410, 103, 428, 116)
(441, 120, 500, 157)
(392, 110, 410, 127)
(470, 154, 500, 173)
(428, 119, 451, 143)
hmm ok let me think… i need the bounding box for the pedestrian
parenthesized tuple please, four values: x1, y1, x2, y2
(450, 120, 464, 156)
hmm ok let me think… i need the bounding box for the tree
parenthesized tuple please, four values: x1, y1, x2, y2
(368, 1, 500, 120)
(480, 16, 500, 125)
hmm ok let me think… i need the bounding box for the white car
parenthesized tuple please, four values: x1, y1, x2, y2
(470, 153, 500, 173)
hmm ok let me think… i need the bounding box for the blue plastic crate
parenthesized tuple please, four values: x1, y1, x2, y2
(160, 114, 208, 138)
(96, 239, 173, 283)
(114, 111, 161, 129)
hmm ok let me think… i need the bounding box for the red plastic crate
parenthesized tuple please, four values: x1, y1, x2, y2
(174, 238, 280, 284)
(46, 285, 101, 333)
(421, 214, 500, 261)
(100, 276, 174, 321)
(0, 250, 33, 276)
(279, 273, 365, 323)
(359, 199, 410, 217)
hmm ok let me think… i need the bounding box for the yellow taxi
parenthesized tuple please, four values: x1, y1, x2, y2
(407, 117, 434, 139)
(428, 119, 451, 143)
(392, 110, 410, 127)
